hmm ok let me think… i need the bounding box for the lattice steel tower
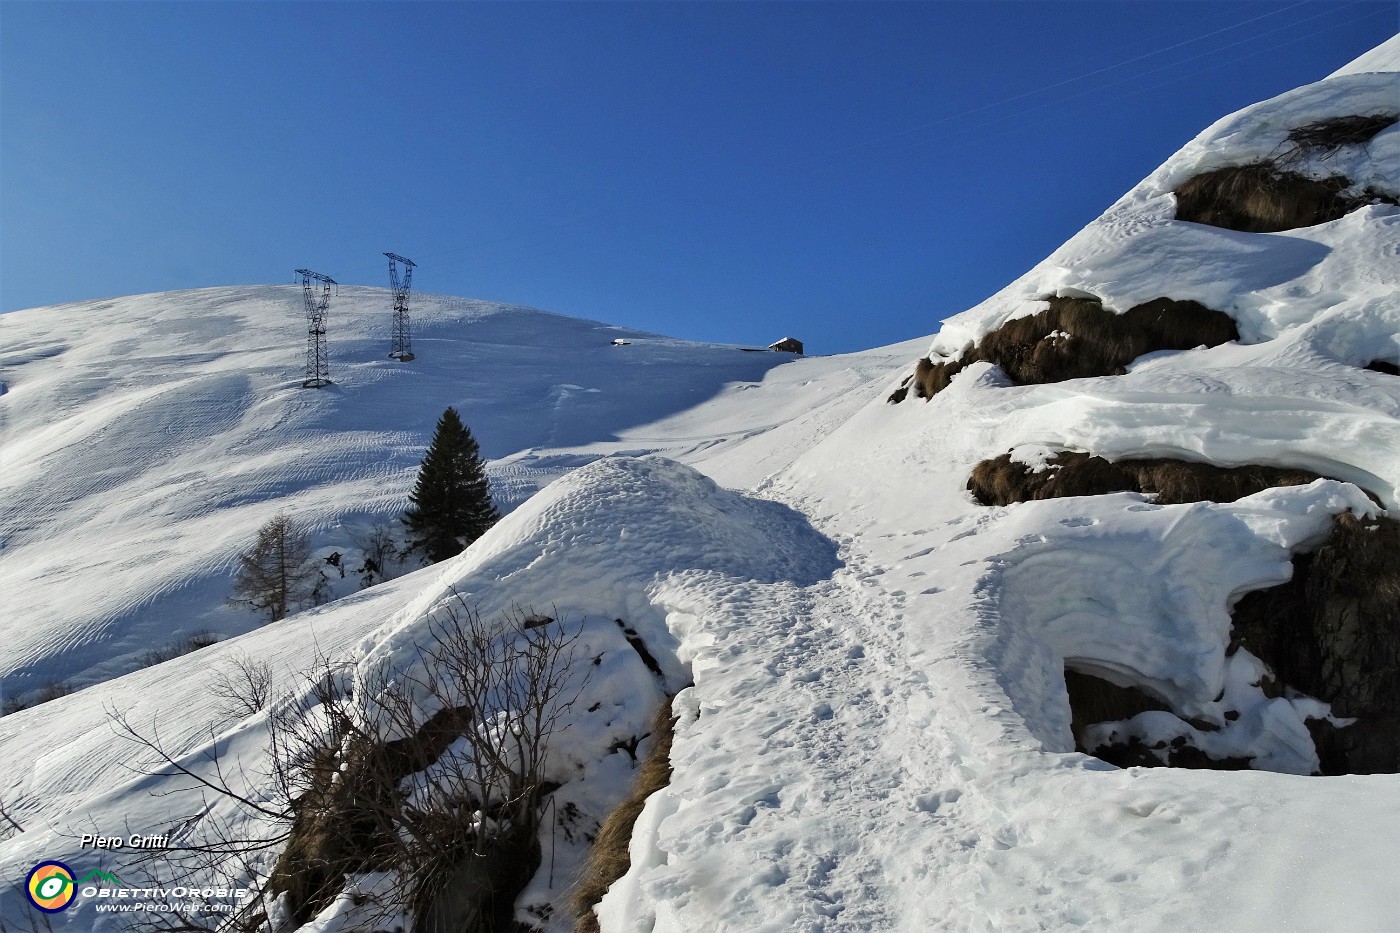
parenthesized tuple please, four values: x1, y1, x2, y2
(295, 269, 336, 388)
(385, 252, 416, 362)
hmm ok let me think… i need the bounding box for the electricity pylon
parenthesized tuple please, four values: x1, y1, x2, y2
(385, 252, 416, 362)
(295, 269, 336, 388)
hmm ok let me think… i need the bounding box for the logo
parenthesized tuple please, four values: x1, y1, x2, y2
(25, 861, 76, 913)
(81, 869, 126, 889)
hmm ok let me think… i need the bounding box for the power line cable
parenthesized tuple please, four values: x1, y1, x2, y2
(855, 1, 1389, 166)
(315, 3, 1388, 286)
(786, 0, 1321, 170)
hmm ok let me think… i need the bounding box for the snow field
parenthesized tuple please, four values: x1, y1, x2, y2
(0, 287, 814, 696)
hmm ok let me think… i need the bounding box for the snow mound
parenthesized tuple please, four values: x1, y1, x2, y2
(357, 455, 842, 733)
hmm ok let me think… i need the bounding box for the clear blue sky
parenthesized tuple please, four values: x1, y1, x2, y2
(1, 2, 1394, 353)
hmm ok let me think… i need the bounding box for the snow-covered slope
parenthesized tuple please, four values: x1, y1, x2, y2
(2, 36, 1397, 933)
(600, 39, 1400, 932)
(0, 288, 911, 698)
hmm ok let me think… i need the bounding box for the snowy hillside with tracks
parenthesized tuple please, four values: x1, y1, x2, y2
(0, 288, 911, 698)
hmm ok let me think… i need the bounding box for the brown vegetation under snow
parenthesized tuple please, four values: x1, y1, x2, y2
(889, 295, 1238, 403)
(1173, 113, 1397, 233)
(966, 450, 1331, 508)
(571, 697, 676, 933)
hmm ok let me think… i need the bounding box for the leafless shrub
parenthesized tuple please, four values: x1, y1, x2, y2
(108, 595, 587, 933)
(1284, 113, 1398, 159)
(570, 697, 675, 933)
(33, 680, 75, 703)
(210, 653, 276, 720)
(0, 892, 56, 932)
(0, 796, 23, 840)
(138, 631, 220, 669)
(351, 520, 404, 588)
(105, 704, 295, 932)
(1, 679, 75, 717)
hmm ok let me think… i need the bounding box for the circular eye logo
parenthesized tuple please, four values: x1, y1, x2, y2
(26, 861, 76, 913)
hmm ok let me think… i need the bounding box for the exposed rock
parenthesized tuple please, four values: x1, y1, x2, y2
(991, 450, 1398, 775)
(1064, 668, 1170, 745)
(1064, 669, 1249, 771)
(895, 295, 1237, 402)
(1089, 735, 1253, 772)
(968, 450, 1329, 508)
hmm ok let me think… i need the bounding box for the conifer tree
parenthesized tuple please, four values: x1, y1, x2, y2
(403, 407, 499, 563)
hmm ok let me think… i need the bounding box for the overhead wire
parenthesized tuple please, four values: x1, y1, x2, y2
(315, 2, 1390, 287)
(785, 0, 1321, 170)
(859, 1, 1391, 166)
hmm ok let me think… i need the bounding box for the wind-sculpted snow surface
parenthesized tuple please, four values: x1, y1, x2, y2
(355, 455, 841, 741)
(0, 288, 815, 694)
(332, 457, 840, 929)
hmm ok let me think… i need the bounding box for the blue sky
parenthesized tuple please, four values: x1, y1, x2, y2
(1, 2, 1394, 353)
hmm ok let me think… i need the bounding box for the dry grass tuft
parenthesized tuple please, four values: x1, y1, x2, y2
(571, 698, 676, 933)
(1285, 113, 1398, 158)
(966, 451, 1327, 507)
(1174, 133, 1398, 234)
(1174, 162, 1355, 232)
(899, 295, 1238, 403)
(910, 352, 974, 400)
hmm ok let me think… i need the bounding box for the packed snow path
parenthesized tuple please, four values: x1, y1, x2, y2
(602, 477, 1400, 932)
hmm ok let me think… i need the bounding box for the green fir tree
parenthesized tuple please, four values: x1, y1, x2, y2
(403, 407, 499, 563)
